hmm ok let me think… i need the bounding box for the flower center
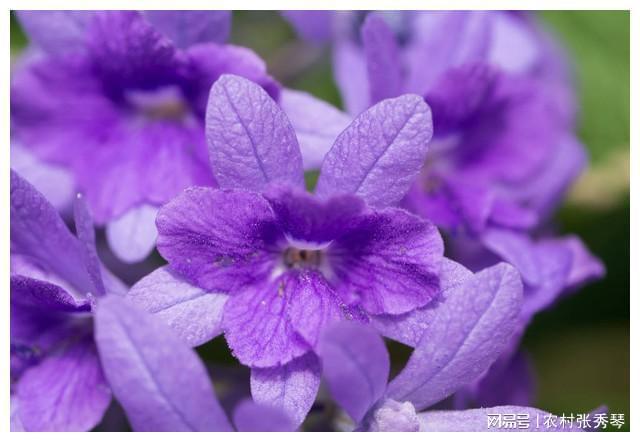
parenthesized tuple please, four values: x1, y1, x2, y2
(283, 247, 323, 269)
(126, 86, 191, 121)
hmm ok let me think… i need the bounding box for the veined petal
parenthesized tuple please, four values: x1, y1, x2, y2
(223, 270, 341, 367)
(206, 74, 303, 191)
(250, 352, 321, 428)
(387, 263, 523, 409)
(16, 335, 111, 432)
(329, 208, 443, 315)
(94, 296, 232, 431)
(316, 94, 433, 209)
(318, 322, 390, 424)
(156, 187, 283, 292)
(127, 266, 228, 347)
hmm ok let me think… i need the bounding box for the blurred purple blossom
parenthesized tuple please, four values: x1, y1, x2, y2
(11, 11, 278, 263)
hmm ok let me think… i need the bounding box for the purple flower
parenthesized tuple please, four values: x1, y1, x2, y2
(11, 11, 278, 263)
(128, 74, 447, 425)
(318, 320, 580, 432)
(10, 170, 122, 431)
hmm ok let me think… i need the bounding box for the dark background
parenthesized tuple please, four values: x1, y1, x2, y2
(10, 10, 630, 430)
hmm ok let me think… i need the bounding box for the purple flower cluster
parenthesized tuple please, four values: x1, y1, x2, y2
(10, 10, 603, 432)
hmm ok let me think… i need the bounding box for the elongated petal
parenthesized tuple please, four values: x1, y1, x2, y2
(251, 353, 321, 428)
(16, 11, 94, 55)
(318, 322, 390, 423)
(333, 39, 370, 115)
(361, 14, 403, 103)
(206, 74, 304, 191)
(106, 204, 158, 264)
(127, 266, 228, 347)
(94, 296, 232, 431)
(387, 263, 523, 409)
(16, 336, 111, 432)
(143, 11, 231, 47)
(481, 228, 541, 286)
(223, 270, 341, 367)
(232, 400, 295, 432)
(316, 94, 432, 208)
(10, 170, 93, 294)
(418, 406, 579, 432)
(156, 187, 283, 292)
(74, 194, 105, 296)
(329, 208, 443, 315)
(372, 258, 473, 347)
(279, 89, 351, 169)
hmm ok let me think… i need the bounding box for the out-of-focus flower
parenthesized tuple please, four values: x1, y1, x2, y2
(11, 11, 278, 263)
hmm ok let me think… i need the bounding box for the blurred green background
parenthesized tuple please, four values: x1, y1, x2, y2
(10, 10, 630, 431)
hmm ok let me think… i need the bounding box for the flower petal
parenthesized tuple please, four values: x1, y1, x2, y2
(10, 170, 93, 294)
(206, 74, 303, 191)
(106, 204, 159, 264)
(127, 266, 228, 347)
(250, 352, 321, 428)
(94, 296, 232, 431)
(143, 11, 231, 47)
(16, 11, 94, 55)
(372, 258, 473, 346)
(156, 187, 283, 292)
(316, 94, 433, 209)
(87, 11, 182, 93)
(223, 270, 340, 367)
(361, 14, 403, 103)
(232, 399, 295, 432)
(333, 39, 370, 115)
(329, 208, 443, 315)
(16, 335, 111, 432)
(318, 322, 390, 423)
(387, 263, 523, 409)
(279, 88, 351, 169)
(73, 193, 105, 296)
(10, 144, 75, 212)
(418, 406, 579, 432)
(263, 185, 365, 244)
